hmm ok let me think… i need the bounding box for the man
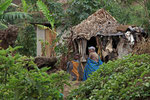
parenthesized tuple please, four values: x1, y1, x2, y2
(67, 53, 80, 81)
(83, 46, 103, 81)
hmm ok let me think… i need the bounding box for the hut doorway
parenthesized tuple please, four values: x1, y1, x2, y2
(86, 36, 98, 55)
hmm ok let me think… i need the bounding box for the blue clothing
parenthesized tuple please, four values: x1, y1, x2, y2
(83, 58, 103, 81)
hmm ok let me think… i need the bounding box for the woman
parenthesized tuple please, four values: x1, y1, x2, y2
(83, 46, 103, 81)
(67, 53, 80, 81)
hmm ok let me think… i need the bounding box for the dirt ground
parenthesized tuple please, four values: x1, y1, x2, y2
(63, 81, 81, 100)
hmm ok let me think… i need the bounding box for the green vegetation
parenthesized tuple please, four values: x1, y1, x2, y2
(15, 25, 36, 57)
(65, 0, 150, 32)
(37, 0, 55, 30)
(117, 0, 150, 33)
(68, 54, 150, 100)
(0, 46, 69, 99)
(0, 0, 31, 30)
(65, 0, 101, 26)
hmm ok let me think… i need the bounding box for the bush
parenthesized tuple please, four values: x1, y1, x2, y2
(0, 46, 69, 100)
(15, 24, 36, 57)
(67, 54, 150, 100)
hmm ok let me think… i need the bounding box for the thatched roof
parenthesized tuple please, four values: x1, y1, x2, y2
(57, 0, 68, 4)
(116, 25, 135, 32)
(72, 8, 120, 40)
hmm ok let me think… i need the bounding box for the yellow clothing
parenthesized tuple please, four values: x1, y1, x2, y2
(71, 61, 79, 81)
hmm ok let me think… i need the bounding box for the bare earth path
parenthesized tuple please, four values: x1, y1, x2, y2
(63, 81, 81, 100)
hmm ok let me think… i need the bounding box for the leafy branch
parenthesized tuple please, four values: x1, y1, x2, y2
(21, 0, 28, 12)
(2, 12, 32, 20)
(0, 0, 12, 15)
(0, 0, 32, 30)
(37, 0, 55, 31)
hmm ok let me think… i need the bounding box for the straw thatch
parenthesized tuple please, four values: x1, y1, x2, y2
(57, 0, 68, 3)
(132, 39, 150, 55)
(72, 8, 119, 40)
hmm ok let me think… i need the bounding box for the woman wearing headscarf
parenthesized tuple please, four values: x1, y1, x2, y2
(67, 53, 80, 81)
(83, 46, 103, 81)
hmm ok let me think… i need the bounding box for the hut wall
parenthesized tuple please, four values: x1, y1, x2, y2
(45, 29, 51, 57)
(45, 29, 56, 57)
(36, 27, 56, 57)
(37, 27, 45, 57)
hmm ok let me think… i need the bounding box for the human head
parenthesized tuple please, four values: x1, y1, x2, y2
(74, 53, 80, 60)
(88, 46, 95, 53)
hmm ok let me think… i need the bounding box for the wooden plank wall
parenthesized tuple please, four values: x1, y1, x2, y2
(37, 27, 56, 57)
(45, 29, 51, 57)
(45, 29, 56, 57)
(37, 27, 45, 57)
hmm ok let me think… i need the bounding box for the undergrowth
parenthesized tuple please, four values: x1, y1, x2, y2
(0, 46, 69, 100)
(67, 54, 150, 100)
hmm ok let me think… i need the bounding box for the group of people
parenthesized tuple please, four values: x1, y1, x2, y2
(67, 46, 103, 81)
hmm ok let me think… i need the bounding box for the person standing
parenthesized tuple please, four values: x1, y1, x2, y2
(67, 53, 80, 81)
(83, 46, 103, 81)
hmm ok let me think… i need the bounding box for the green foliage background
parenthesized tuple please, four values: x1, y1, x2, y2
(15, 25, 36, 57)
(65, 0, 150, 30)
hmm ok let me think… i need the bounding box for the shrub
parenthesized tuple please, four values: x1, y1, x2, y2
(67, 54, 150, 100)
(0, 46, 69, 100)
(15, 24, 36, 57)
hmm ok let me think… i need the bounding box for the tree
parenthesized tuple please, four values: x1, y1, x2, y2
(65, 0, 101, 27)
(117, 0, 150, 34)
(63, 0, 130, 28)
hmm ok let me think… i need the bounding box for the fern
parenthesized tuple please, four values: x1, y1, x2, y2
(21, 0, 28, 12)
(37, 0, 55, 30)
(0, 0, 12, 15)
(2, 12, 32, 20)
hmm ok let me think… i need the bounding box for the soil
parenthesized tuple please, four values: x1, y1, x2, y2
(63, 81, 81, 100)
(34, 57, 57, 68)
(0, 26, 18, 49)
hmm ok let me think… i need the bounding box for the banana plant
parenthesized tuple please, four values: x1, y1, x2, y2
(21, 0, 28, 12)
(37, 0, 55, 31)
(0, 0, 32, 30)
(21, 0, 35, 12)
(0, 0, 12, 29)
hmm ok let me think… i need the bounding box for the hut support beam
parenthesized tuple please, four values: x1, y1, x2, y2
(77, 39, 87, 62)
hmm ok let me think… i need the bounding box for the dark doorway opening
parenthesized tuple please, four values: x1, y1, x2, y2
(86, 36, 98, 55)
(112, 36, 120, 49)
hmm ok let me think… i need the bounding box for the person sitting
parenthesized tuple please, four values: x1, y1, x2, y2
(67, 53, 80, 81)
(83, 46, 103, 81)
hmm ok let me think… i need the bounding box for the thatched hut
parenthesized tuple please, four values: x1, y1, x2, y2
(70, 8, 146, 63)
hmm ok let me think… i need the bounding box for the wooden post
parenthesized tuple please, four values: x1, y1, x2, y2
(96, 36, 102, 59)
